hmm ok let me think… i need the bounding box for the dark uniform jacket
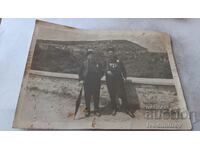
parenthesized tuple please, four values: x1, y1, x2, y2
(79, 58, 104, 82)
(106, 58, 127, 80)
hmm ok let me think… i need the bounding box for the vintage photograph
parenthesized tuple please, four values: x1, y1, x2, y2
(13, 20, 192, 130)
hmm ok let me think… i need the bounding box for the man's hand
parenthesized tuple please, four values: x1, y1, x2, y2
(107, 71, 112, 76)
(79, 80, 84, 86)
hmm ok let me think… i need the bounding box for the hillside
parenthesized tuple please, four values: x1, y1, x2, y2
(31, 40, 173, 78)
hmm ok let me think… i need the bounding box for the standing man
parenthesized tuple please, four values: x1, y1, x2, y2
(79, 49, 104, 117)
(105, 48, 134, 117)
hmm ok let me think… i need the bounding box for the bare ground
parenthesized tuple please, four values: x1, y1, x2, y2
(18, 74, 183, 129)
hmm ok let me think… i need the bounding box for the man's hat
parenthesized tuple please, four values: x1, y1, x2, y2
(86, 49, 94, 55)
(107, 47, 115, 52)
(107, 48, 115, 54)
(88, 49, 94, 52)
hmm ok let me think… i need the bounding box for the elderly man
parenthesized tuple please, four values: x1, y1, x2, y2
(79, 49, 104, 117)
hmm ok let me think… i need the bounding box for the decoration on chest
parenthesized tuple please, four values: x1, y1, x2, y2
(109, 61, 119, 68)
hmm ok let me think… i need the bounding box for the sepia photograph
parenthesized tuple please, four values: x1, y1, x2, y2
(12, 20, 192, 130)
(2, 1, 200, 149)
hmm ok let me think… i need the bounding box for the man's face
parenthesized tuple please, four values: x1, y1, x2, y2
(108, 50, 114, 59)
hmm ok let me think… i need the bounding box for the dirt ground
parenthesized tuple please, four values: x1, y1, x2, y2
(18, 74, 183, 129)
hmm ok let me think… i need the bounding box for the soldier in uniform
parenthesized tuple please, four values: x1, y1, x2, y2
(105, 49, 134, 117)
(79, 49, 104, 117)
